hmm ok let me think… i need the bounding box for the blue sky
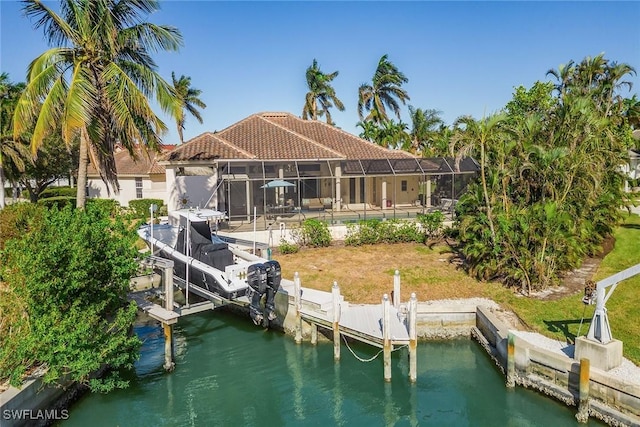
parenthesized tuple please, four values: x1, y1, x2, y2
(1, 1, 639, 145)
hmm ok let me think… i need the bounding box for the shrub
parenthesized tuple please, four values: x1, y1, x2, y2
(40, 186, 77, 198)
(0, 204, 140, 391)
(417, 211, 446, 239)
(345, 219, 423, 246)
(0, 203, 45, 251)
(37, 195, 76, 209)
(87, 198, 121, 216)
(128, 199, 164, 220)
(291, 219, 332, 248)
(278, 239, 299, 254)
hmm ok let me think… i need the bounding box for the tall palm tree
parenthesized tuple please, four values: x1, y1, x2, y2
(358, 54, 410, 124)
(0, 73, 29, 209)
(171, 72, 206, 144)
(14, 0, 183, 209)
(302, 59, 344, 125)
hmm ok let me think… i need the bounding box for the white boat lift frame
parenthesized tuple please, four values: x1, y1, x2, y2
(585, 262, 640, 344)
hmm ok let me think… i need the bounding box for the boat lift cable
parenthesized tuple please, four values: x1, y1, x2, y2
(341, 334, 408, 363)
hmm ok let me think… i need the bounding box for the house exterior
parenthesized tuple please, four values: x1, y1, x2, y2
(87, 145, 175, 207)
(159, 112, 478, 221)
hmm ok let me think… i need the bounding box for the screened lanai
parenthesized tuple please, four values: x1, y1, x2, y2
(215, 157, 479, 227)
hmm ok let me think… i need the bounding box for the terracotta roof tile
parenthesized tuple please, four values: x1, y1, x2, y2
(88, 145, 174, 177)
(164, 132, 254, 162)
(164, 112, 418, 163)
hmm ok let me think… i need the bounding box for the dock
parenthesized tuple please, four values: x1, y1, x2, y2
(129, 257, 417, 381)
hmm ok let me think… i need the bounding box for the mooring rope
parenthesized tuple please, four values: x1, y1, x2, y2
(341, 334, 408, 363)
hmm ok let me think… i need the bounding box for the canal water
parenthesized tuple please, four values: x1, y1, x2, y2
(61, 311, 604, 426)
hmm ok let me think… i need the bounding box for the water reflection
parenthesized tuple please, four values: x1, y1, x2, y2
(60, 311, 605, 426)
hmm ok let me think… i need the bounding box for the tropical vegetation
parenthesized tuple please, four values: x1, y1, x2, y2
(171, 72, 207, 144)
(0, 73, 29, 209)
(0, 203, 141, 391)
(357, 54, 410, 124)
(451, 54, 637, 293)
(302, 59, 345, 125)
(13, 0, 183, 209)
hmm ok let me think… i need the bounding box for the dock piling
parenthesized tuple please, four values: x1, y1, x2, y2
(408, 293, 417, 383)
(383, 293, 391, 382)
(393, 270, 400, 309)
(294, 272, 302, 344)
(507, 332, 515, 387)
(576, 358, 590, 423)
(160, 260, 176, 371)
(332, 282, 341, 361)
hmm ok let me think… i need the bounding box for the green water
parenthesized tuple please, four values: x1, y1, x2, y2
(61, 311, 604, 426)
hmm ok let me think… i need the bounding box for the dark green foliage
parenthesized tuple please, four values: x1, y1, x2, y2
(278, 239, 299, 254)
(0, 203, 141, 391)
(344, 219, 425, 246)
(87, 198, 121, 216)
(37, 195, 76, 209)
(40, 186, 77, 198)
(0, 202, 43, 250)
(291, 219, 332, 247)
(453, 55, 635, 293)
(127, 199, 164, 220)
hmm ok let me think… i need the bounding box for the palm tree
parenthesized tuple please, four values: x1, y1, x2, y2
(358, 54, 410, 124)
(450, 113, 508, 245)
(171, 72, 206, 144)
(14, 0, 183, 209)
(0, 73, 29, 209)
(408, 106, 443, 155)
(302, 59, 344, 125)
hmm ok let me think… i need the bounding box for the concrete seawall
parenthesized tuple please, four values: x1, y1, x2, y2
(3, 293, 639, 426)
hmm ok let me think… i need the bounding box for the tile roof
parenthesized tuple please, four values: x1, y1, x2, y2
(88, 145, 175, 177)
(162, 112, 418, 163)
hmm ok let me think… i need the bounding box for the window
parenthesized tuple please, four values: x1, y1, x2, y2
(401, 180, 407, 191)
(135, 177, 143, 199)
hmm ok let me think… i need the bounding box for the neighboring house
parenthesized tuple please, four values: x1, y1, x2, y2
(159, 112, 478, 220)
(87, 145, 175, 207)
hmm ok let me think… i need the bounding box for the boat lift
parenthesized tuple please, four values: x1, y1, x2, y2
(582, 263, 640, 344)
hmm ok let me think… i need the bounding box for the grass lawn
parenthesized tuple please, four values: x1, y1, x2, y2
(276, 214, 640, 366)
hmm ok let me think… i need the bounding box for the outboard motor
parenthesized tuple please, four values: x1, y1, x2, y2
(264, 260, 281, 321)
(247, 264, 267, 325)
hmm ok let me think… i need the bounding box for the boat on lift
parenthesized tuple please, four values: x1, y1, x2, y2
(137, 208, 280, 325)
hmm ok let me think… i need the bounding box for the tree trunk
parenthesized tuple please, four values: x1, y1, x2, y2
(76, 133, 89, 209)
(0, 166, 5, 209)
(480, 142, 496, 245)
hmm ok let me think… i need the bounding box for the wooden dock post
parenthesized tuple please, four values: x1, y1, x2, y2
(408, 292, 417, 383)
(294, 272, 302, 344)
(506, 332, 515, 387)
(576, 358, 590, 423)
(332, 281, 340, 361)
(393, 270, 400, 308)
(383, 293, 391, 382)
(161, 259, 176, 372)
(311, 323, 318, 345)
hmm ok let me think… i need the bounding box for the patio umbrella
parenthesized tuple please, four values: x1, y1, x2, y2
(260, 179, 296, 189)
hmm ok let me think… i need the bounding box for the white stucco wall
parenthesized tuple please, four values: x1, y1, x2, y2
(87, 175, 168, 207)
(165, 168, 218, 213)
